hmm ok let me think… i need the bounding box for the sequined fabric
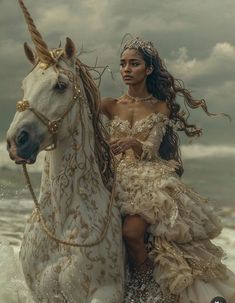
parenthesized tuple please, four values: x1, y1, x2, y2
(124, 264, 177, 303)
(107, 112, 235, 303)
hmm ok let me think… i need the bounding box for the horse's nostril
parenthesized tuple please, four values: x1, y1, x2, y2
(16, 130, 30, 146)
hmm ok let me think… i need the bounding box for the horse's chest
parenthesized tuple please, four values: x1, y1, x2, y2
(20, 220, 53, 265)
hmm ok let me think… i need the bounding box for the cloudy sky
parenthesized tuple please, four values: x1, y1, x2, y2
(1, 0, 235, 144)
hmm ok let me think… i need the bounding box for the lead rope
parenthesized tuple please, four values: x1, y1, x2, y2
(22, 155, 117, 247)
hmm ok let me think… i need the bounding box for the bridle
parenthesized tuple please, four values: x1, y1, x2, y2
(16, 63, 116, 248)
(16, 67, 81, 151)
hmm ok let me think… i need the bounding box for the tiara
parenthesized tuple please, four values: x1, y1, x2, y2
(122, 37, 157, 56)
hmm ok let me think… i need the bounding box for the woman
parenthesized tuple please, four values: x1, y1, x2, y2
(101, 37, 235, 303)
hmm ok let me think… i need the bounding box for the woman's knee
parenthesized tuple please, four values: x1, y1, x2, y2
(122, 215, 148, 242)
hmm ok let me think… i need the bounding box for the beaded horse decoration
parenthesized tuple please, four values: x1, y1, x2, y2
(6, 0, 124, 302)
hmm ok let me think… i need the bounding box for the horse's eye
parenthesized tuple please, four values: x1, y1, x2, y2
(54, 82, 67, 92)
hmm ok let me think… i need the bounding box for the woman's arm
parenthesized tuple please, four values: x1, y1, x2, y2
(134, 114, 168, 160)
(100, 97, 115, 119)
(110, 137, 142, 156)
(110, 112, 170, 159)
(132, 101, 171, 159)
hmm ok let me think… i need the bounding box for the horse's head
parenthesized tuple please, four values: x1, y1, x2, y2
(7, 38, 81, 164)
(6, 0, 112, 193)
(7, 1, 83, 164)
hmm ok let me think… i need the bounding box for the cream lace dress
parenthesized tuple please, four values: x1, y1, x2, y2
(108, 112, 235, 303)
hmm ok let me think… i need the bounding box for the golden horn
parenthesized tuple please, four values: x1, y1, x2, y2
(18, 0, 54, 66)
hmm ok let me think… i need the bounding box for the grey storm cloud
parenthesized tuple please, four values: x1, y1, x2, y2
(1, 0, 235, 138)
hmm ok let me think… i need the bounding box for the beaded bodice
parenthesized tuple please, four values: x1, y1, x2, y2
(108, 112, 169, 163)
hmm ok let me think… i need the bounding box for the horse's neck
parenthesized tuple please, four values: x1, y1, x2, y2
(39, 99, 110, 227)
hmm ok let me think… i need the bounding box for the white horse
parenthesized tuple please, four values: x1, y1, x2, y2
(6, 1, 124, 302)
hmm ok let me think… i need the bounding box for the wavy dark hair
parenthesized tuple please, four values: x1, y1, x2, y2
(121, 44, 229, 176)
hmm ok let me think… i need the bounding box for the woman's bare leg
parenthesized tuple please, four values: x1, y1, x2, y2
(122, 215, 149, 265)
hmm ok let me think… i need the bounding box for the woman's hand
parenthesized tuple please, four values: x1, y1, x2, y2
(109, 137, 143, 157)
(109, 137, 138, 155)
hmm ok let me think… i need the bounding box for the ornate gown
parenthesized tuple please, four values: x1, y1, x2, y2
(107, 112, 235, 303)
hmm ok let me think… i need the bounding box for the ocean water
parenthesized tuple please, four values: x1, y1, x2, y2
(3, 141, 235, 204)
(0, 141, 235, 302)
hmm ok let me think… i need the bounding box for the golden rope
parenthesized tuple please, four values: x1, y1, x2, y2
(22, 154, 117, 247)
(18, 0, 54, 66)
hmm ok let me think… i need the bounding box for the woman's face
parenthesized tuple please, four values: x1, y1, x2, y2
(120, 48, 151, 86)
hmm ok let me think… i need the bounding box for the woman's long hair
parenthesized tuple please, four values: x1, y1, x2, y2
(126, 46, 226, 176)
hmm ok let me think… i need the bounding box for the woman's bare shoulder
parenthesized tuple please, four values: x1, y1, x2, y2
(153, 99, 171, 117)
(101, 97, 117, 104)
(101, 97, 118, 119)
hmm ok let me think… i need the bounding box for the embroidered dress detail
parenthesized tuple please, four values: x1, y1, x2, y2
(108, 112, 235, 303)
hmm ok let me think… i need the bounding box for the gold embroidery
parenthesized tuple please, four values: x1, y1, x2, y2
(108, 112, 231, 296)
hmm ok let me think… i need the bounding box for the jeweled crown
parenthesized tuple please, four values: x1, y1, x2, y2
(122, 37, 157, 56)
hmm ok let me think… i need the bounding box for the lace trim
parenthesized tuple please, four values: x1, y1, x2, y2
(109, 112, 169, 137)
(152, 238, 228, 294)
(139, 141, 155, 160)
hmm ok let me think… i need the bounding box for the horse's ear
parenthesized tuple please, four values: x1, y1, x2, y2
(24, 42, 36, 65)
(65, 37, 76, 59)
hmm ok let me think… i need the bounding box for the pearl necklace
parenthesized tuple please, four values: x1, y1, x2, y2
(126, 92, 153, 102)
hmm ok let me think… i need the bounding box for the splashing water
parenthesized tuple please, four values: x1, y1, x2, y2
(0, 241, 33, 303)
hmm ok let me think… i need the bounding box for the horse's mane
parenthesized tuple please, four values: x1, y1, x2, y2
(30, 49, 114, 192)
(76, 58, 115, 192)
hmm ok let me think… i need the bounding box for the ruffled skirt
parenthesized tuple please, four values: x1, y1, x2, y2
(116, 157, 235, 303)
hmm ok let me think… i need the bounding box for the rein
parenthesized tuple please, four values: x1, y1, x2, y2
(17, 65, 116, 247)
(22, 162, 116, 247)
